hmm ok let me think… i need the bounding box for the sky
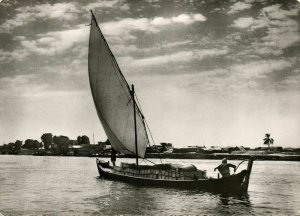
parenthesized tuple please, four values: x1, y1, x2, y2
(0, 0, 299, 148)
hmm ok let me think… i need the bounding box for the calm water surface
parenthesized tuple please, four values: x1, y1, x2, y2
(0, 155, 300, 215)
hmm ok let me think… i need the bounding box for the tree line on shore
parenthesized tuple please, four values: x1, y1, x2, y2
(0, 133, 91, 155)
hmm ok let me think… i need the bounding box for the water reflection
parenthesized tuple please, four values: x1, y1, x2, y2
(92, 180, 160, 215)
(92, 177, 253, 215)
(2, 156, 298, 215)
(183, 189, 253, 214)
(219, 193, 252, 207)
(214, 193, 253, 215)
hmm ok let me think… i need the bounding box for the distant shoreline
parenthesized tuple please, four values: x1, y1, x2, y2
(144, 153, 300, 161)
(1, 153, 300, 161)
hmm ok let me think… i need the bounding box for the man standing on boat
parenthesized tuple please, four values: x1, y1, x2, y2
(111, 148, 117, 167)
(214, 158, 236, 177)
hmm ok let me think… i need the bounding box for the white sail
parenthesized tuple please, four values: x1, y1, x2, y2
(88, 13, 149, 158)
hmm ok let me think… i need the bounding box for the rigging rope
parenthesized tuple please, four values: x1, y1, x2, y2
(234, 159, 247, 173)
(159, 155, 163, 164)
(135, 92, 165, 164)
(134, 92, 157, 147)
(134, 93, 161, 164)
(143, 158, 156, 165)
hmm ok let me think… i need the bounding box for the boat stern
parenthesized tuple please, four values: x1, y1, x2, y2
(96, 159, 111, 177)
(240, 157, 254, 192)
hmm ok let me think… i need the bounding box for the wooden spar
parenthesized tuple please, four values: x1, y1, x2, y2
(131, 84, 139, 167)
(241, 156, 254, 192)
(90, 10, 131, 92)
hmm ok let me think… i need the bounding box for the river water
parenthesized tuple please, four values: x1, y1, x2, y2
(0, 155, 299, 215)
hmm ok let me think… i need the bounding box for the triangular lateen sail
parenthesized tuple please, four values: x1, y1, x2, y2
(88, 12, 149, 158)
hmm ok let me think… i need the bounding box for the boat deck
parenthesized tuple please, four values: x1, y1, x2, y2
(96, 159, 250, 193)
(110, 162, 207, 180)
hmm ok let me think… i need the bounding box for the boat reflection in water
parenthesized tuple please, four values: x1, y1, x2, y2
(216, 194, 253, 215)
(92, 179, 253, 215)
(219, 193, 251, 206)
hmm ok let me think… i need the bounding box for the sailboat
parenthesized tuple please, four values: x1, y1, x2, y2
(88, 11, 253, 194)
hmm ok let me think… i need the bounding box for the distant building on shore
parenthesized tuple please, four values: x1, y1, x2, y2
(146, 143, 173, 153)
(173, 145, 205, 154)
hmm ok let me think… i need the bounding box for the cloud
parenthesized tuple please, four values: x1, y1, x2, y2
(150, 17, 172, 26)
(0, 48, 28, 63)
(232, 4, 299, 31)
(232, 17, 255, 28)
(254, 47, 283, 56)
(128, 48, 228, 68)
(186, 59, 295, 92)
(103, 18, 155, 36)
(158, 40, 193, 48)
(18, 25, 87, 56)
(0, 74, 49, 98)
(0, 3, 80, 32)
(193, 14, 207, 22)
(110, 40, 193, 57)
(249, 4, 299, 31)
(260, 4, 299, 19)
(144, 0, 161, 3)
(3, 12, 206, 59)
(0, 74, 35, 86)
(228, 2, 252, 14)
(280, 73, 300, 86)
(232, 4, 300, 55)
(102, 13, 206, 37)
(180, 59, 295, 93)
(98, 13, 207, 51)
(231, 59, 293, 78)
(262, 29, 299, 49)
(1, 26, 88, 63)
(0, 49, 15, 63)
(171, 14, 207, 24)
(254, 5, 300, 50)
(85, 0, 129, 11)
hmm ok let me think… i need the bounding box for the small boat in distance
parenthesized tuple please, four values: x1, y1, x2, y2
(88, 10, 253, 194)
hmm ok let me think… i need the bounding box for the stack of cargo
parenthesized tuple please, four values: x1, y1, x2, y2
(112, 163, 208, 180)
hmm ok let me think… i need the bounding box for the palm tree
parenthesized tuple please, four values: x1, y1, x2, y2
(263, 133, 274, 150)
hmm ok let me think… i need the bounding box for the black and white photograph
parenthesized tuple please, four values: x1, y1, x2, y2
(0, 0, 299, 215)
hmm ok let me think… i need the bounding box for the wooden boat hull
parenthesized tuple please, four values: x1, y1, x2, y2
(96, 160, 250, 194)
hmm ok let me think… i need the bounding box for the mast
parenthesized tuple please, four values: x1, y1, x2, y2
(131, 84, 139, 166)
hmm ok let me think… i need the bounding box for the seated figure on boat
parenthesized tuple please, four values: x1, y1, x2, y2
(214, 158, 236, 177)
